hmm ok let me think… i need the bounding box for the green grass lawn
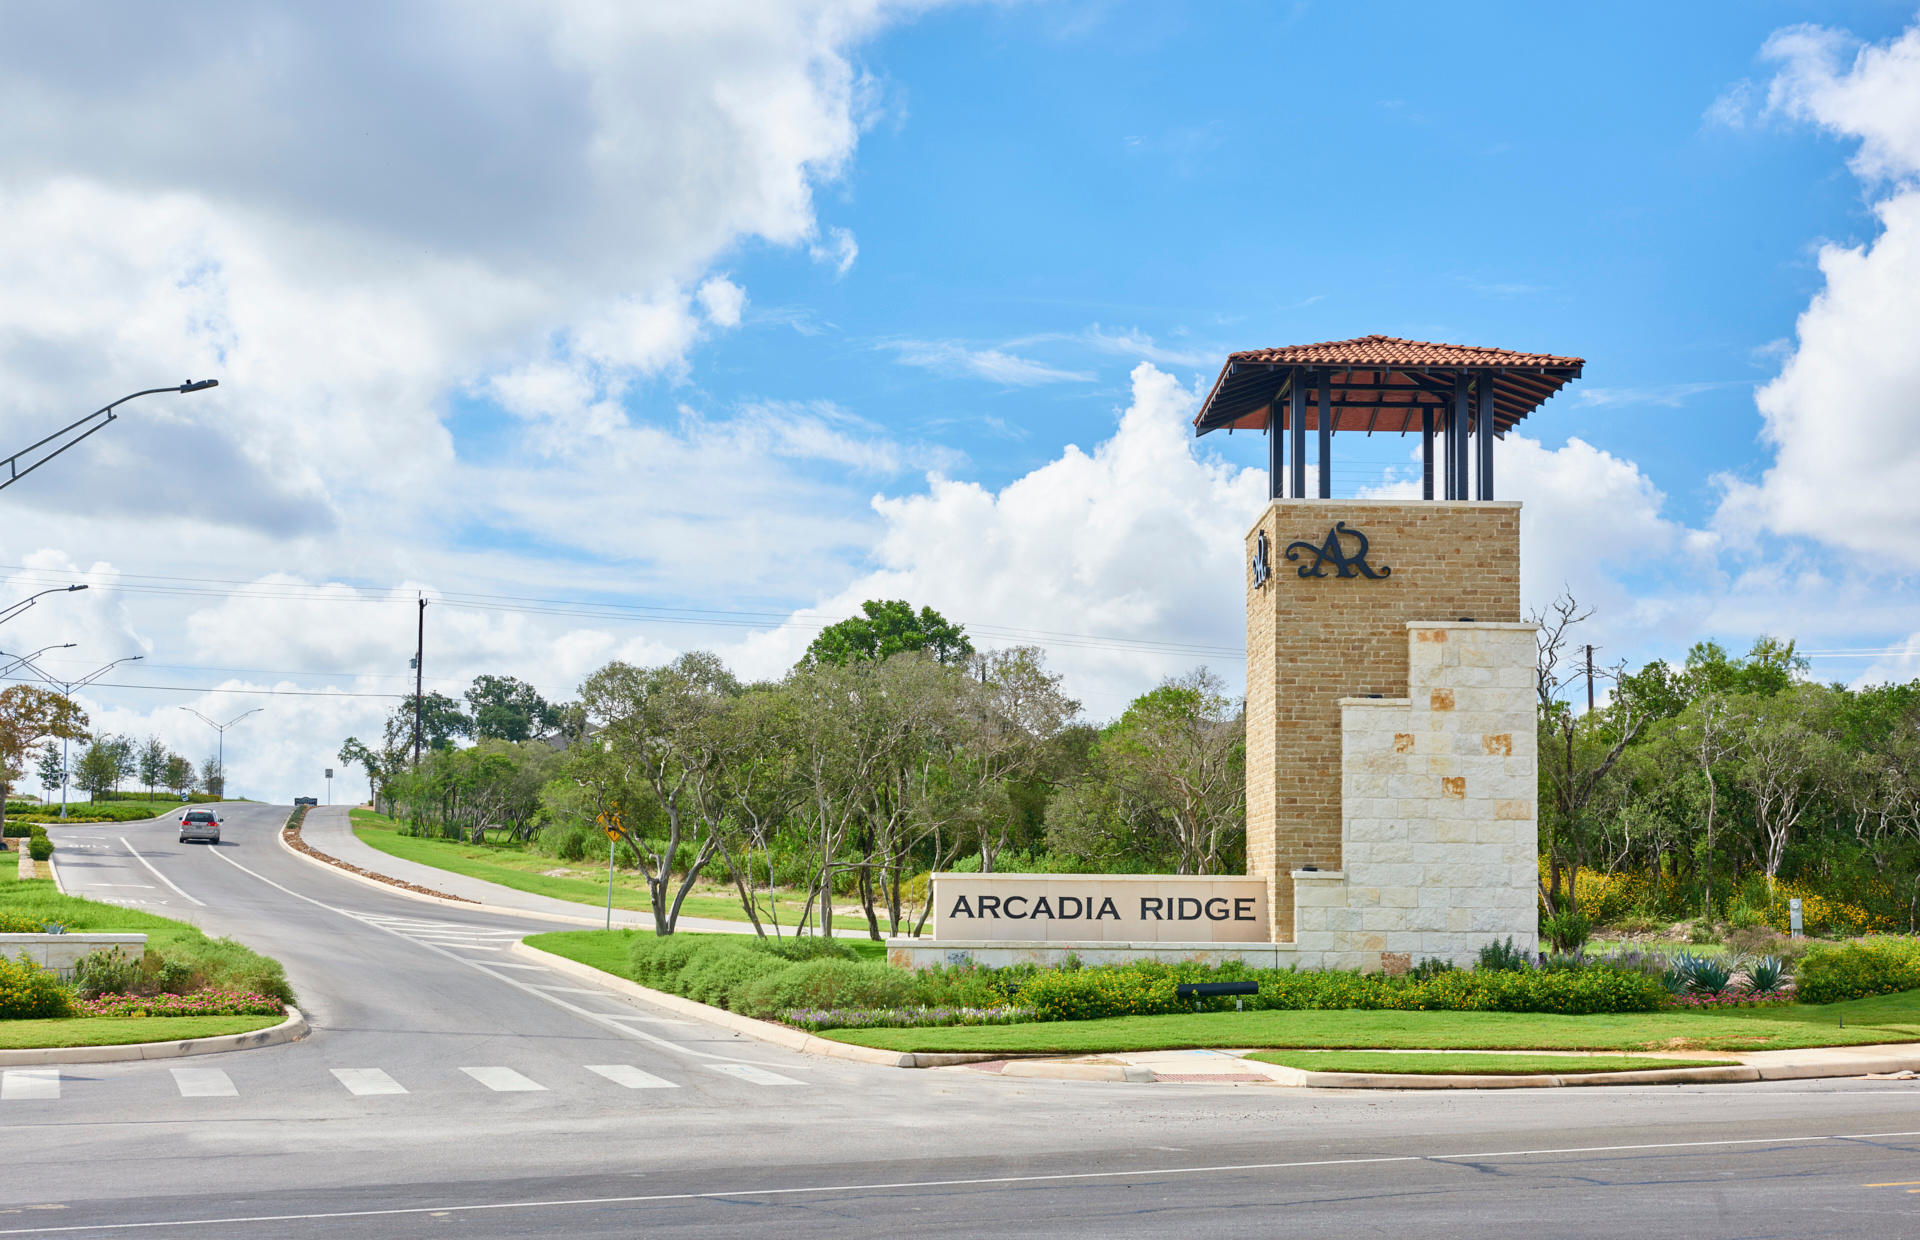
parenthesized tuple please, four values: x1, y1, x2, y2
(0, 1015, 283, 1049)
(819, 990, 1920, 1055)
(0, 879, 294, 1005)
(1245, 1051, 1729, 1075)
(524, 928, 889, 978)
(351, 810, 875, 931)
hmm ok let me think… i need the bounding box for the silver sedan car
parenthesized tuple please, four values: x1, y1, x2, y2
(178, 809, 221, 844)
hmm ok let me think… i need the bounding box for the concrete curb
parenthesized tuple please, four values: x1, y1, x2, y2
(274, 814, 693, 930)
(1254, 1063, 1765, 1089)
(0, 1006, 308, 1066)
(508, 939, 961, 1069)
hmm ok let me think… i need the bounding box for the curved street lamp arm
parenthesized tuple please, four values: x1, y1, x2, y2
(1, 381, 219, 494)
(0, 642, 76, 679)
(69, 655, 142, 692)
(224, 707, 266, 729)
(0, 584, 87, 628)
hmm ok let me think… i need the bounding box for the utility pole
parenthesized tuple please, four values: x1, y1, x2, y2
(1585, 644, 1595, 714)
(412, 596, 426, 766)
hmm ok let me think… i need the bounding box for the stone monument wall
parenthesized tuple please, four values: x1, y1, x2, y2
(1245, 499, 1521, 939)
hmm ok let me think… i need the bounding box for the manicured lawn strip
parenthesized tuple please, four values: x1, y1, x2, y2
(16, 800, 200, 824)
(1245, 1051, 1728, 1075)
(820, 993, 1920, 1055)
(525, 928, 888, 978)
(352, 810, 873, 931)
(0, 1015, 282, 1049)
(0, 879, 294, 1003)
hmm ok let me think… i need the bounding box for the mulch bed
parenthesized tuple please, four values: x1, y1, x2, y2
(282, 816, 476, 904)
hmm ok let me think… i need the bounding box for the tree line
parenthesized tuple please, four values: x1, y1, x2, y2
(1536, 593, 1920, 929)
(341, 600, 1247, 938)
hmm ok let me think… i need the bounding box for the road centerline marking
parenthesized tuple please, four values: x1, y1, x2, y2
(14, 1127, 1920, 1236)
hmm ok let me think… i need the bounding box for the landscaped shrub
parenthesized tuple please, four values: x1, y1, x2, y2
(0, 912, 53, 934)
(1796, 940, 1920, 1004)
(0, 954, 74, 1019)
(751, 936, 861, 963)
(1743, 955, 1786, 994)
(1476, 937, 1531, 972)
(1540, 907, 1592, 954)
(27, 835, 52, 861)
(784, 1005, 1032, 1032)
(1019, 966, 1183, 1021)
(737, 958, 924, 1020)
(678, 943, 787, 1010)
(627, 934, 716, 989)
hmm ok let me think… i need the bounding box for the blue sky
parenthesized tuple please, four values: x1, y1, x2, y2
(2, 1, 1918, 797)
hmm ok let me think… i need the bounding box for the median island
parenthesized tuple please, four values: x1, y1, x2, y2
(0, 877, 293, 1049)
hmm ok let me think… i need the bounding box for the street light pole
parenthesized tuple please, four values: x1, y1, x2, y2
(10, 653, 144, 820)
(1, 382, 218, 494)
(180, 707, 263, 800)
(0, 584, 88, 628)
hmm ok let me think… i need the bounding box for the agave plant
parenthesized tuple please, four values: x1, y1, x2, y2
(1743, 954, 1786, 994)
(1676, 951, 1735, 996)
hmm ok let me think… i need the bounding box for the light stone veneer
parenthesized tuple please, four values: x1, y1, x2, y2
(889, 619, 1539, 973)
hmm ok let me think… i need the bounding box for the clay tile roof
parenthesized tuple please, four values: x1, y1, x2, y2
(1194, 335, 1584, 437)
(1228, 335, 1583, 370)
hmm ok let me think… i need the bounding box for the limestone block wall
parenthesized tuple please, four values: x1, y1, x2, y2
(1334, 622, 1539, 965)
(1246, 499, 1520, 939)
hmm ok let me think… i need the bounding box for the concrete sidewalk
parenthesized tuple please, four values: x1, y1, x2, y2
(295, 806, 756, 934)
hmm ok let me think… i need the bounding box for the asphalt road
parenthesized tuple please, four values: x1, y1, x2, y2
(7, 803, 1920, 1238)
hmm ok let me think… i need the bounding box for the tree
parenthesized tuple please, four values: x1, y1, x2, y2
(73, 741, 119, 801)
(199, 755, 225, 799)
(1726, 684, 1839, 886)
(575, 651, 742, 935)
(465, 675, 557, 742)
(387, 692, 470, 755)
(339, 736, 387, 806)
(0, 685, 89, 837)
(137, 735, 168, 799)
(105, 734, 137, 797)
(1053, 669, 1244, 875)
(164, 753, 195, 798)
(1534, 593, 1646, 914)
(35, 742, 64, 802)
(802, 599, 972, 668)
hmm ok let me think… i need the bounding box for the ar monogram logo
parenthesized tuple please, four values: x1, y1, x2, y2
(1250, 530, 1272, 587)
(1284, 522, 1392, 580)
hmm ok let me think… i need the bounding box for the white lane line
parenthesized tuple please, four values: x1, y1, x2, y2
(585, 1064, 679, 1090)
(331, 1068, 408, 1096)
(0, 1069, 59, 1100)
(597, 1014, 693, 1026)
(707, 1063, 804, 1087)
(170, 1068, 236, 1097)
(461, 1066, 546, 1093)
(21, 1127, 1920, 1237)
(532, 986, 614, 996)
(205, 848, 805, 1069)
(118, 838, 206, 907)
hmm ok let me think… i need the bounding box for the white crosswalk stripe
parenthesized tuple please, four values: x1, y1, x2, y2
(171, 1068, 237, 1097)
(585, 1064, 680, 1090)
(461, 1066, 546, 1092)
(1, 1069, 59, 1100)
(707, 1063, 804, 1086)
(331, 1068, 408, 1096)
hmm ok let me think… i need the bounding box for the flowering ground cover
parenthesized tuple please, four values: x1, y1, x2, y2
(77, 989, 286, 1018)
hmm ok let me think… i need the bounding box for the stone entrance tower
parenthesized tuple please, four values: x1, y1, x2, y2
(1194, 337, 1584, 965)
